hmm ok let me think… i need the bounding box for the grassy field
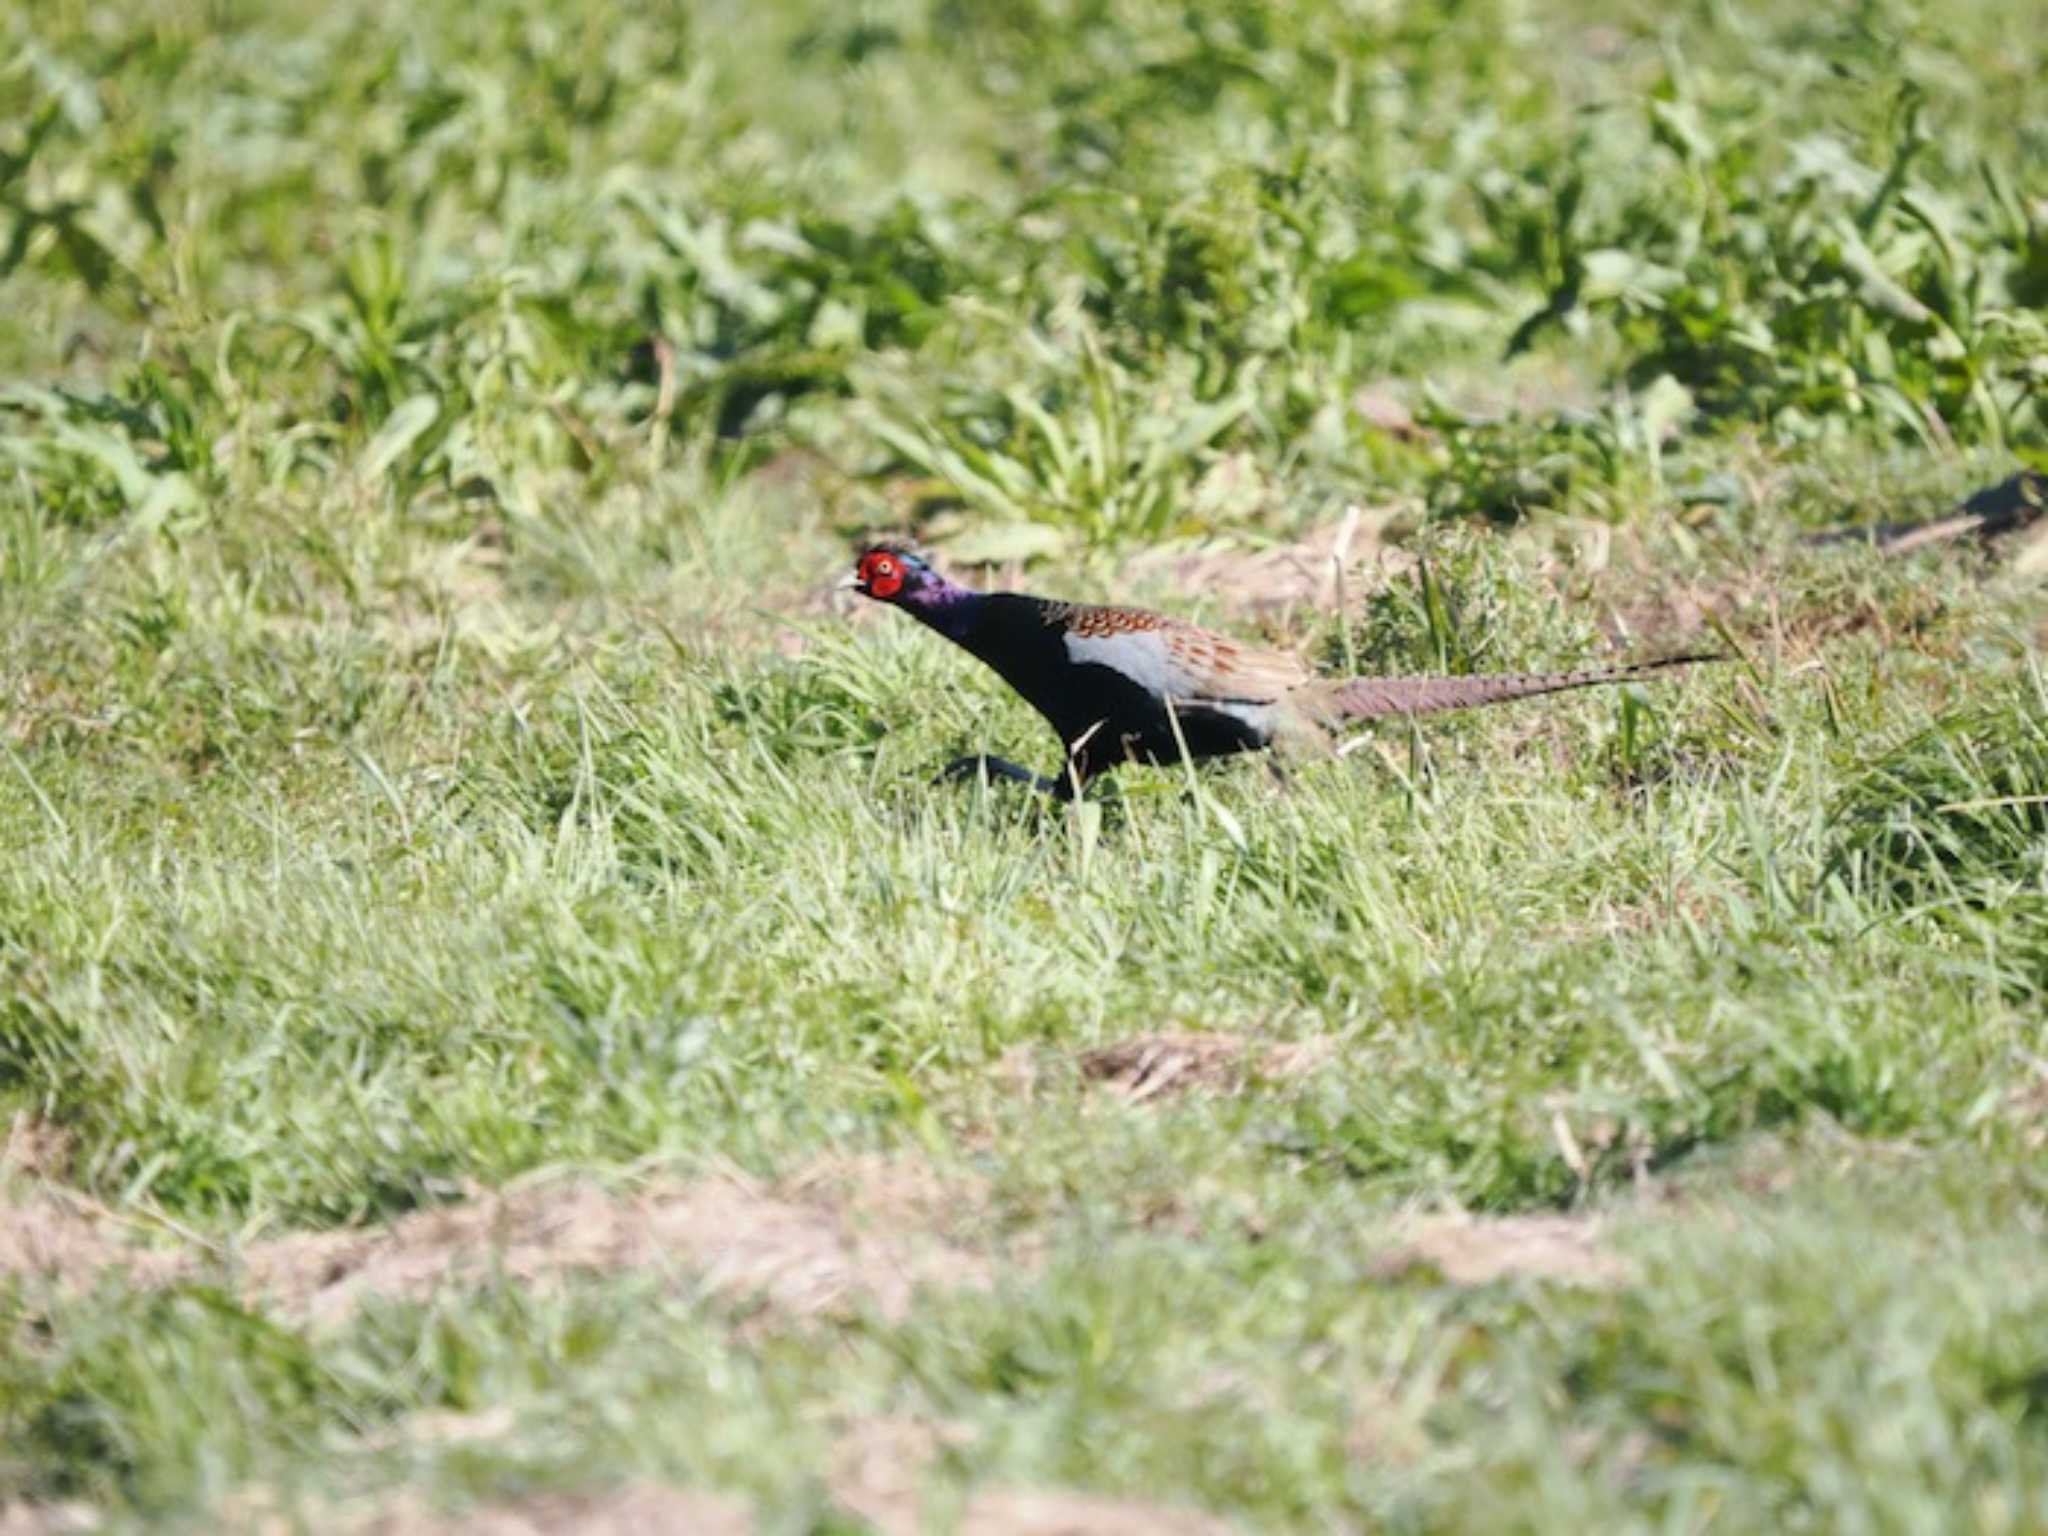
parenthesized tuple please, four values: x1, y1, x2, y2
(2, 0, 2046, 1530)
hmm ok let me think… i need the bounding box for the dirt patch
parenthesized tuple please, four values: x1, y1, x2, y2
(958, 1490, 1238, 1536)
(357, 1477, 1235, 1536)
(0, 1192, 183, 1291)
(357, 1485, 753, 1536)
(1350, 382, 1432, 443)
(251, 1163, 991, 1327)
(1598, 574, 1736, 654)
(0, 1121, 115, 1285)
(829, 1415, 972, 1535)
(0, 1505, 99, 1536)
(1580, 522, 1759, 656)
(1079, 1033, 1335, 1102)
(225, 1483, 752, 1536)
(827, 1418, 1237, 1536)
(1343, 1381, 1429, 1470)
(0, 1158, 994, 1327)
(2, 1115, 75, 1181)
(1377, 1212, 1633, 1288)
(2004, 1066, 2048, 1153)
(354, 1406, 520, 1456)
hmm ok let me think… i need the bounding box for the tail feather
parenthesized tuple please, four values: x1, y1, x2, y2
(1324, 653, 1718, 722)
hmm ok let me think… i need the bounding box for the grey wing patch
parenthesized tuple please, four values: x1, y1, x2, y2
(1064, 629, 1178, 697)
(1063, 625, 1295, 709)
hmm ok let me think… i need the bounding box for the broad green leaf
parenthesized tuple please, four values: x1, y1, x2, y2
(360, 394, 441, 480)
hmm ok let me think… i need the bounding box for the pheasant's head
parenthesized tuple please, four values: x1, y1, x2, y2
(849, 546, 941, 605)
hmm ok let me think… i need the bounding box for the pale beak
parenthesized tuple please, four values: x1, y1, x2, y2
(836, 572, 862, 591)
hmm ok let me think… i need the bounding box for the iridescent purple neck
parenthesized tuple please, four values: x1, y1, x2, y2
(897, 569, 984, 642)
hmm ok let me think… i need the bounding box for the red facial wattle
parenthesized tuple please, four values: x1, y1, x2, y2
(860, 552, 904, 600)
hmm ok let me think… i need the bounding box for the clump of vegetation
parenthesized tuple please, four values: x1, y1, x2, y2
(1829, 684, 2048, 904)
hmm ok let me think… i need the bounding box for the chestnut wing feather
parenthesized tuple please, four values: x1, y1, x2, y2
(1053, 605, 1310, 706)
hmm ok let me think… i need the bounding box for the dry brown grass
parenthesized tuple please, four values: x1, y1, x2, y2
(1077, 1033, 1336, 1101)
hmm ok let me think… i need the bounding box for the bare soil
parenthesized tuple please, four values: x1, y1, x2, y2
(828, 1416, 1241, 1536)
(1379, 1211, 1633, 1288)
(0, 1156, 995, 1327)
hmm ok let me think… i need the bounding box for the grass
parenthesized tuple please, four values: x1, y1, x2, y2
(2, 0, 2045, 1529)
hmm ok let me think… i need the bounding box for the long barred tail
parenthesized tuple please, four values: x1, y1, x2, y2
(1326, 653, 1719, 721)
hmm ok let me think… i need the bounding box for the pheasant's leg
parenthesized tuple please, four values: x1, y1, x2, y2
(934, 754, 1061, 796)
